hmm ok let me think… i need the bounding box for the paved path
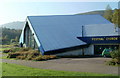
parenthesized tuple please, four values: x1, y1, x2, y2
(0, 53, 7, 57)
(0, 53, 2, 57)
(2, 56, 119, 75)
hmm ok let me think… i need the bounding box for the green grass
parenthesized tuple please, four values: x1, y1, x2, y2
(0, 56, 8, 59)
(2, 62, 115, 76)
(0, 56, 17, 60)
(0, 44, 14, 51)
(0, 48, 11, 51)
(0, 62, 2, 77)
(2, 45, 13, 48)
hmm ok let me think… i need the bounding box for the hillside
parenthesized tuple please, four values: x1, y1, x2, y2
(77, 10, 115, 17)
(76, 10, 105, 16)
(0, 21, 24, 29)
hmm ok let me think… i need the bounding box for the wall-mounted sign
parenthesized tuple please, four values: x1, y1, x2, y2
(77, 36, 120, 44)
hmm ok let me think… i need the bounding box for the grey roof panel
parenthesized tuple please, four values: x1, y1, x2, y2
(84, 24, 119, 36)
(27, 15, 111, 52)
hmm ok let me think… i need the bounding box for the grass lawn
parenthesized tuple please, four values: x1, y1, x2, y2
(2, 62, 115, 76)
(0, 44, 14, 51)
(2, 45, 13, 48)
(0, 62, 2, 77)
(0, 48, 11, 52)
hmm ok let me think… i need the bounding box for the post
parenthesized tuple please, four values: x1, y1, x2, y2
(82, 48, 84, 56)
(82, 25, 84, 37)
(82, 26, 84, 56)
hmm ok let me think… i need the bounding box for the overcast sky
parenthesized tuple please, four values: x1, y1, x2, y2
(0, 0, 119, 25)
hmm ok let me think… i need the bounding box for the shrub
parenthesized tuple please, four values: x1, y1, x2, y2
(7, 47, 32, 53)
(26, 55, 34, 60)
(32, 55, 43, 61)
(11, 48, 21, 52)
(26, 50, 40, 60)
(3, 47, 22, 53)
(13, 44, 19, 47)
(106, 60, 116, 65)
(19, 47, 32, 52)
(7, 50, 40, 58)
(32, 55, 57, 61)
(16, 56, 26, 60)
(106, 50, 120, 66)
(42, 55, 51, 60)
(49, 55, 57, 59)
(7, 47, 58, 61)
(7, 52, 21, 58)
(3, 49, 13, 53)
(110, 50, 120, 63)
(4, 47, 22, 53)
(106, 59, 120, 65)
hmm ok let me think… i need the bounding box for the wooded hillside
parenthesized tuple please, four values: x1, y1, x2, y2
(0, 27, 22, 45)
(77, 5, 120, 28)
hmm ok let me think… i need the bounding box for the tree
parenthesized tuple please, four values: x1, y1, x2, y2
(103, 4, 113, 22)
(4, 35, 8, 40)
(11, 39, 16, 43)
(1, 27, 22, 45)
(112, 9, 120, 28)
(15, 36, 19, 42)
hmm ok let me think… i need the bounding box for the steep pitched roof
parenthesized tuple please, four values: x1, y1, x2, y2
(26, 15, 111, 52)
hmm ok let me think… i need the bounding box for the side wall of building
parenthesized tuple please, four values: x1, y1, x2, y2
(56, 45, 94, 56)
(84, 45, 94, 55)
(56, 49, 83, 56)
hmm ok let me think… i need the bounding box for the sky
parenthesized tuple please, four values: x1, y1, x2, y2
(0, 0, 119, 25)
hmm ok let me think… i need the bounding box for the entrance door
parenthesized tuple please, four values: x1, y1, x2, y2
(94, 45, 119, 55)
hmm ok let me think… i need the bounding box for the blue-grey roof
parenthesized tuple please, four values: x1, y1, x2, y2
(23, 15, 112, 52)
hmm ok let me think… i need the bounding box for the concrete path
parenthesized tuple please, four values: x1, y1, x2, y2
(0, 52, 2, 57)
(2, 56, 119, 75)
